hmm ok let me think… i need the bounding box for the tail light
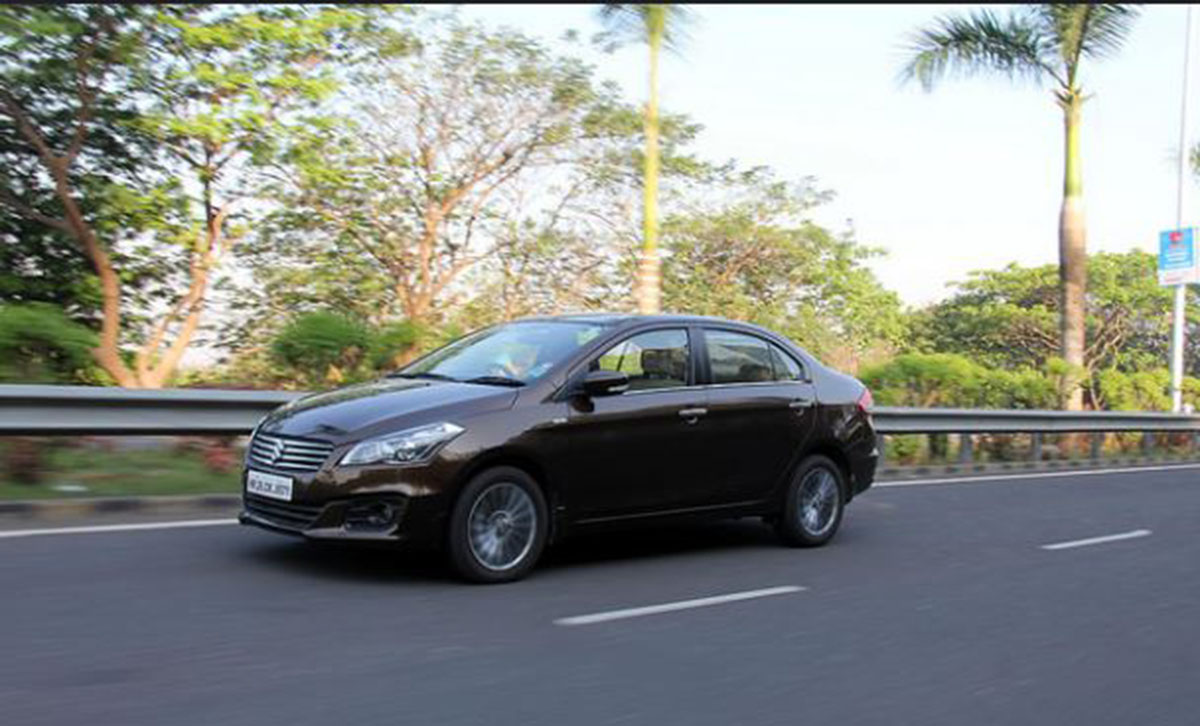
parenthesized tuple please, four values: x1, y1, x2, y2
(857, 388, 873, 413)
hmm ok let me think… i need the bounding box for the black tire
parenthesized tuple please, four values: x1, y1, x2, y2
(446, 466, 548, 583)
(775, 454, 846, 548)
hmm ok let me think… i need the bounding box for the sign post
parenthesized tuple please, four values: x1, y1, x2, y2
(1169, 5, 1194, 414)
(1159, 228, 1198, 285)
(1161, 228, 1197, 414)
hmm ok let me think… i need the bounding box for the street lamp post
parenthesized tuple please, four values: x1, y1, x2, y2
(1170, 4, 1194, 413)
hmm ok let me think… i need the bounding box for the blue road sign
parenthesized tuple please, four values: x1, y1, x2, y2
(1159, 228, 1198, 285)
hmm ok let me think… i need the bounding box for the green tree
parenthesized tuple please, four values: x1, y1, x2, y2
(0, 211, 99, 318)
(0, 5, 167, 385)
(0, 5, 404, 387)
(597, 3, 692, 314)
(125, 5, 406, 388)
(238, 18, 650, 355)
(910, 251, 1199, 399)
(902, 4, 1140, 410)
(661, 169, 905, 370)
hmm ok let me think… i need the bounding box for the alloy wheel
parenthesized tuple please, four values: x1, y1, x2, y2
(798, 466, 840, 537)
(467, 482, 538, 571)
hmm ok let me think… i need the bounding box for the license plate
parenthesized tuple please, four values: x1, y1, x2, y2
(246, 470, 293, 502)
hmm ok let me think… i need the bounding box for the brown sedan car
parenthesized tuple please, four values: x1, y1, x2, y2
(240, 314, 878, 582)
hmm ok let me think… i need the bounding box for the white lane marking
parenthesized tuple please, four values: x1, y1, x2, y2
(877, 463, 1200, 488)
(0, 519, 238, 539)
(554, 585, 805, 626)
(1041, 529, 1152, 551)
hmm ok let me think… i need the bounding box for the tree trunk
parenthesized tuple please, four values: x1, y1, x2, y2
(1058, 96, 1087, 411)
(51, 161, 138, 387)
(635, 10, 664, 315)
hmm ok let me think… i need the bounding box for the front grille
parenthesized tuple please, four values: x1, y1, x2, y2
(248, 433, 334, 473)
(244, 495, 325, 531)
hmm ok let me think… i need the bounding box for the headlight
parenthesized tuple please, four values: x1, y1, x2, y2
(339, 422, 465, 467)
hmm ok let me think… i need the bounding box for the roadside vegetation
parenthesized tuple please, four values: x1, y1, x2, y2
(0, 439, 241, 499)
(3, 3, 1187, 425)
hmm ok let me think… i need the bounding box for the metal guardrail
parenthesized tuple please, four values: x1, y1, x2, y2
(0, 385, 300, 435)
(2, 384, 1200, 437)
(872, 407, 1200, 434)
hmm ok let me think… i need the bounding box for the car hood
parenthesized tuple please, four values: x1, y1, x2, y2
(259, 378, 518, 441)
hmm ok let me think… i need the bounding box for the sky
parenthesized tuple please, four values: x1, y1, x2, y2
(455, 3, 1195, 307)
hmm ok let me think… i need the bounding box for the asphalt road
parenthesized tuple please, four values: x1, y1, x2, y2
(3, 467, 1199, 726)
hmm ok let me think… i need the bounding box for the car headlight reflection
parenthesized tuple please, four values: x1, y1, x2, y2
(339, 422, 465, 466)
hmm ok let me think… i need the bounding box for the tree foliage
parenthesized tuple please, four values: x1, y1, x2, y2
(0, 303, 99, 382)
(596, 3, 694, 314)
(861, 353, 1060, 410)
(236, 16, 662, 352)
(269, 311, 417, 389)
(901, 5, 1139, 93)
(901, 4, 1140, 410)
(0, 4, 407, 387)
(660, 170, 905, 369)
(910, 251, 1198, 377)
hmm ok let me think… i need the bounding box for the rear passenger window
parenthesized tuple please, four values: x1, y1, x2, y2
(704, 330, 774, 384)
(768, 343, 806, 381)
(591, 329, 690, 391)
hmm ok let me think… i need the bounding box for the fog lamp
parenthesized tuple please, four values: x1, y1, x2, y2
(345, 502, 396, 530)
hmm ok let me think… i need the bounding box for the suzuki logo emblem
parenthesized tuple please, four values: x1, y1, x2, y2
(268, 440, 284, 465)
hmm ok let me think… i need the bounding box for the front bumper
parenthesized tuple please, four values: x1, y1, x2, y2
(238, 455, 456, 545)
(239, 493, 416, 542)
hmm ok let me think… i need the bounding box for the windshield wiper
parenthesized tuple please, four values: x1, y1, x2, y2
(461, 375, 526, 388)
(386, 371, 457, 381)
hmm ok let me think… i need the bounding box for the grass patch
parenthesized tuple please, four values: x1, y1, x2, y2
(0, 440, 241, 500)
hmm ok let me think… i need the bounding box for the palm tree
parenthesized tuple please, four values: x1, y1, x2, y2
(902, 5, 1139, 410)
(598, 3, 691, 314)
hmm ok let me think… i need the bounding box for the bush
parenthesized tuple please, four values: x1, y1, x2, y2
(977, 366, 1058, 409)
(271, 311, 372, 385)
(884, 434, 923, 465)
(860, 353, 985, 407)
(1094, 369, 1171, 411)
(269, 311, 425, 387)
(0, 303, 98, 383)
(368, 320, 420, 370)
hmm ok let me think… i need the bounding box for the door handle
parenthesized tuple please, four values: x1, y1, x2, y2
(788, 398, 813, 410)
(678, 407, 708, 422)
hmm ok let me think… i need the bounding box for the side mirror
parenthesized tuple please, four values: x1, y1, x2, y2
(580, 369, 629, 397)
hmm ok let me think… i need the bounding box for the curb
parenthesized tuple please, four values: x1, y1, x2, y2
(1, 457, 1197, 526)
(0, 493, 241, 523)
(877, 456, 1200, 481)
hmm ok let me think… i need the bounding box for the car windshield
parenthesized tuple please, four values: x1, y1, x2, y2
(393, 321, 607, 385)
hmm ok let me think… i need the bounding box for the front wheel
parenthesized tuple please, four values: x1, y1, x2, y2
(775, 455, 845, 547)
(447, 466, 548, 583)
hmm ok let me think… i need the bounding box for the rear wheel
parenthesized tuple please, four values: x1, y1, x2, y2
(775, 455, 845, 547)
(447, 466, 547, 583)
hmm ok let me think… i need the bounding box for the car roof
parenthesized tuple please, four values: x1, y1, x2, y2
(512, 313, 788, 337)
(515, 312, 753, 327)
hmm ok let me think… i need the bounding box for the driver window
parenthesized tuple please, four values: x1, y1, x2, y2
(590, 329, 690, 391)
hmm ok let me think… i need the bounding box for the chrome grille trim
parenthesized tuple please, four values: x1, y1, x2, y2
(248, 433, 334, 473)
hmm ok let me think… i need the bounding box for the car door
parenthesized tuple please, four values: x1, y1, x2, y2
(563, 327, 714, 520)
(697, 327, 818, 504)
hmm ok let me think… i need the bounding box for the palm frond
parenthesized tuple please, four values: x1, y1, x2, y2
(596, 3, 693, 54)
(900, 8, 1059, 91)
(1037, 3, 1139, 71)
